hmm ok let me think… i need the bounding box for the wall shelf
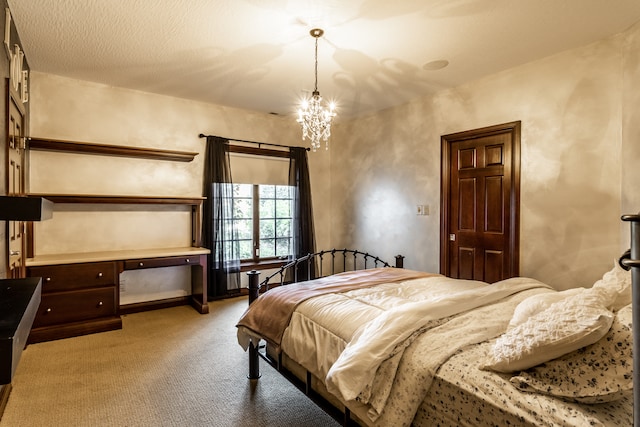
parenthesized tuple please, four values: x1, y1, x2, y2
(28, 137, 198, 162)
(28, 194, 204, 205)
(24, 136, 209, 344)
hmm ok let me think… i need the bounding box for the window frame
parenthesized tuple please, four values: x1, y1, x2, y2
(226, 145, 293, 272)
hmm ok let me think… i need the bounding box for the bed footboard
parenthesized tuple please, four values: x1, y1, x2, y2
(247, 249, 404, 305)
(244, 249, 403, 425)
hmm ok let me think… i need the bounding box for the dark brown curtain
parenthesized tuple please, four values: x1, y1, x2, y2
(202, 136, 240, 298)
(289, 147, 316, 278)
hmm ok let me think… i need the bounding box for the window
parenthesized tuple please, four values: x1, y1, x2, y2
(225, 183, 293, 262)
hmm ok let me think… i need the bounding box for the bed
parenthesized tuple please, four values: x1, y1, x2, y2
(236, 246, 638, 427)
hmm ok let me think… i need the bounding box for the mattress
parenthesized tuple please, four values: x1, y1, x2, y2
(276, 276, 632, 426)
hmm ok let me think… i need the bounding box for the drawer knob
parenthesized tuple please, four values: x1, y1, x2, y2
(45, 277, 51, 282)
(185, 258, 190, 263)
(139, 262, 144, 267)
(97, 272, 103, 278)
(46, 308, 52, 313)
(97, 301, 103, 307)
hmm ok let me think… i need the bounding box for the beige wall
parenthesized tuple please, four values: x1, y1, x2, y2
(27, 21, 640, 297)
(28, 72, 331, 303)
(332, 31, 633, 290)
(622, 22, 640, 240)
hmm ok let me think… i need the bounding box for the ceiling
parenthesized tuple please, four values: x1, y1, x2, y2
(7, 0, 640, 119)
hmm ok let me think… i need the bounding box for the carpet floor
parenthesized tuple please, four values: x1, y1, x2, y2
(0, 296, 340, 427)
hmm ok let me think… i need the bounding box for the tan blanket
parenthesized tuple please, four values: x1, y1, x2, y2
(236, 268, 437, 350)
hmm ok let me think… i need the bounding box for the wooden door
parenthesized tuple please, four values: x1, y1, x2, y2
(7, 93, 26, 278)
(440, 122, 520, 283)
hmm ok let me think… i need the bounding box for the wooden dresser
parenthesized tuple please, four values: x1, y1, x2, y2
(26, 261, 120, 343)
(26, 247, 209, 343)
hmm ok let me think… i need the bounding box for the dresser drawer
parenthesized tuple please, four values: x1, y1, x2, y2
(33, 287, 117, 327)
(123, 255, 200, 270)
(28, 262, 117, 292)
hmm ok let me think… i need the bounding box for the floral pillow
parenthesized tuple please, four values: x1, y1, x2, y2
(510, 304, 632, 403)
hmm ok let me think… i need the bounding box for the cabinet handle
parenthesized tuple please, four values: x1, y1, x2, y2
(97, 301, 103, 307)
(185, 258, 190, 263)
(97, 272, 103, 278)
(45, 308, 52, 313)
(139, 262, 144, 267)
(45, 277, 51, 282)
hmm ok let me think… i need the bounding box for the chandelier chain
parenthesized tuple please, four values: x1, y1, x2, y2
(314, 35, 319, 93)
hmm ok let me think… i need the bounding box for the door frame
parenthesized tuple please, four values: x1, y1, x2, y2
(439, 121, 521, 278)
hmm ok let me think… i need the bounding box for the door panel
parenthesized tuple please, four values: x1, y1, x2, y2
(7, 94, 26, 278)
(441, 122, 521, 283)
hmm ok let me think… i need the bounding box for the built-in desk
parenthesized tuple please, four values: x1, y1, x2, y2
(0, 277, 42, 419)
(25, 247, 209, 343)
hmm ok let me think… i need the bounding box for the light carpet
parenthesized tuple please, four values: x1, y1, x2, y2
(0, 296, 340, 427)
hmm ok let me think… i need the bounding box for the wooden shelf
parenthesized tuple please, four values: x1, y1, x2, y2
(28, 137, 198, 162)
(28, 194, 204, 205)
(26, 247, 210, 267)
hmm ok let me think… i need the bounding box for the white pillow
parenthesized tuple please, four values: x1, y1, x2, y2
(484, 290, 614, 373)
(591, 260, 632, 311)
(508, 288, 584, 330)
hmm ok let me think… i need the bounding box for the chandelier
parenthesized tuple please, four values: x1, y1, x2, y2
(297, 28, 336, 151)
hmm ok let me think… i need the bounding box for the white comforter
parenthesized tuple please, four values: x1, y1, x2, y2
(281, 275, 552, 426)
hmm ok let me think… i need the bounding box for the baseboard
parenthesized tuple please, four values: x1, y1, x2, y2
(0, 383, 12, 421)
(120, 296, 189, 315)
(28, 316, 123, 344)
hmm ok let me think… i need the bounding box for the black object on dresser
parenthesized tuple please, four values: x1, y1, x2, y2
(0, 277, 42, 420)
(0, 277, 42, 384)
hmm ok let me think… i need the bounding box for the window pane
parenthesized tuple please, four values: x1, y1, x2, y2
(260, 239, 275, 257)
(260, 199, 275, 218)
(275, 219, 291, 237)
(275, 199, 292, 218)
(260, 185, 275, 198)
(234, 184, 253, 197)
(260, 219, 275, 238)
(222, 219, 235, 241)
(275, 185, 292, 198)
(234, 219, 252, 240)
(238, 240, 253, 259)
(233, 199, 252, 219)
(275, 238, 290, 256)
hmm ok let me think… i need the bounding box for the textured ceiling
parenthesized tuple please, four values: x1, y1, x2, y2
(7, 0, 640, 118)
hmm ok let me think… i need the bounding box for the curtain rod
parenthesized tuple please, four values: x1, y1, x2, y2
(198, 134, 310, 152)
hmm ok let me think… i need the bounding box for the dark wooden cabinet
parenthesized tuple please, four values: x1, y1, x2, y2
(27, 262, 121, 343)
